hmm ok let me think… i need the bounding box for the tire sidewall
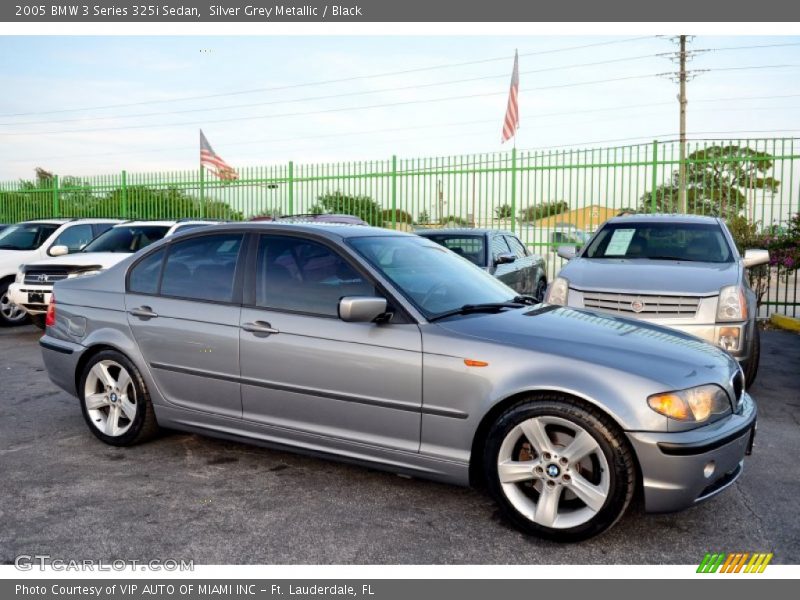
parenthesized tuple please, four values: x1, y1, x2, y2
(484, 399, 632, 542)
(79, 350, 151, 447)
(0, 281, 29, 326)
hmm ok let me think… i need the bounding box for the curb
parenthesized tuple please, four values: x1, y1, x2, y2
(770, 313, 800, 332)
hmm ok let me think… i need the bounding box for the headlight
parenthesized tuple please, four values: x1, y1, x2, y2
(15, 269, 24, 283)
(67, 269, 102, 279)
(545, 277, 569, 305)
(647, 384, 731, 423)
(717, 285, 746, 322)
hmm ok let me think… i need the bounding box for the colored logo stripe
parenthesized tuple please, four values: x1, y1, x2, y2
(698, 552, 773, 573)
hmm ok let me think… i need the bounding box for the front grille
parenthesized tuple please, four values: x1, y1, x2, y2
(23, 269, 69, 285)
(581, 291, 701, 318)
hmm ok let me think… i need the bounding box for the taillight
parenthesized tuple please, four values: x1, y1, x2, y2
(45, 295, 56, 328)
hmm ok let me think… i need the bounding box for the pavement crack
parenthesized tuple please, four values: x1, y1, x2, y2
(734, 479, 768, 545)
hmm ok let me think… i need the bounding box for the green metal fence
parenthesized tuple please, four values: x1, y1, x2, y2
(1, 138, 798, 316)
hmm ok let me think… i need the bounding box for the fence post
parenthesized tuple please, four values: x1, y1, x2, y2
(199, 165, 205, 219)
(287, 160, 294, 215)
(650, 140, 658, 212)
(53, 174, 60, 217)
(510, 147, 517, 233)
(391, 155, 397, 229)
(121, 170, 128, 218)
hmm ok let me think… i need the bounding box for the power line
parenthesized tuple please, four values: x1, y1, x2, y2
(0, 36, 656, 119)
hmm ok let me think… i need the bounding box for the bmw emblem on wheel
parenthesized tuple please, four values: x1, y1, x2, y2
(631, 298, 645, 313)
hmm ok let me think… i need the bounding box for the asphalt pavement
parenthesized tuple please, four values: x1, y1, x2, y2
(1, 324, 798, 564)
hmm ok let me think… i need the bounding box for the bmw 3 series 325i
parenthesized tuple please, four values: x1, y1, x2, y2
(39, 223, 756, 541)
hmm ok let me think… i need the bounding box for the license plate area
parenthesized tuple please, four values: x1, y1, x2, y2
(28, 292, 45, 304)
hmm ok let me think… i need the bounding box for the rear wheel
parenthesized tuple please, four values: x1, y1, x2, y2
(78, 350, 159, 446)
(744, 325, 760, 387)
(484, 395, 636, 542)
(0, 281, 28, 327)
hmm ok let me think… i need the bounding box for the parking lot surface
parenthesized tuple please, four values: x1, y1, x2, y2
(1, 324, 798, 564)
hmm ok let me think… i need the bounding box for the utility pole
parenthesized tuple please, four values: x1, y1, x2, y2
(678, 35, 688, 214)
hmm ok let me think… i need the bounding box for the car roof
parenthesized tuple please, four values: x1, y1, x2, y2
(605, 213, 721, 225)
(187, 222, 413, 240)
(19, 218, 122, 226)
(416, 228, 510, 236)
(113, 220, 176, 227)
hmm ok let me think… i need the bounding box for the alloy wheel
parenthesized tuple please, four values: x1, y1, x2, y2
(496, 415, 609, 529)
(83, 360, 137, 437)
(0, 291, 27, 323)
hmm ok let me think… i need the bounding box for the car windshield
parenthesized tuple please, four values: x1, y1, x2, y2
(82, 225, 170, 253)
(349, 235, 517, 318)
(0, 223, 60, 250)
(420, 234, 486, 267)
(583, 221, 734, 263)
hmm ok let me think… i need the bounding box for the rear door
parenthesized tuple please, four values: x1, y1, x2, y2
(125, 232, 244, 417)
(504, 234, 537, 294)
(489, 234, 519, 290)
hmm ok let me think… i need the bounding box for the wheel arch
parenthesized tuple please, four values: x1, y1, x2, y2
(74, 342, 130, 396)
(468, 388, 641, 491)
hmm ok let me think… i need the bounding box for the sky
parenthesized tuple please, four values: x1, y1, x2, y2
(0, 35, 799, 180)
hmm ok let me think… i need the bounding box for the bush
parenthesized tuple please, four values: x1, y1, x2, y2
(518, 200, 569, 222)
(311, 191, 384, 226)
(439, 215, 471, 227)
(381, 208, 414, 225)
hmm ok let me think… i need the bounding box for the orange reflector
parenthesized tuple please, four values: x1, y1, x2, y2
(464, 359, 489, 367)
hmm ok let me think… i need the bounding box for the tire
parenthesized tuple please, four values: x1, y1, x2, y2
(0, 281, 29, 327)
(744, 325, 760, 388)
(30, 314, 46, 330)
(483, 394, 636, 542)
(78, 350, 160, 446)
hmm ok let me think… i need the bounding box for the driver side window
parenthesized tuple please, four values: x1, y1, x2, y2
(52, 224, 94, 253)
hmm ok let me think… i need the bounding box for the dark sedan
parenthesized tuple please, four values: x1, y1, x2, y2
(417, 228, 547, 301)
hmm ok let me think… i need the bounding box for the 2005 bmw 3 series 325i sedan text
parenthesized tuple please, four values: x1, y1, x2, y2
(39, 223, 756, 542)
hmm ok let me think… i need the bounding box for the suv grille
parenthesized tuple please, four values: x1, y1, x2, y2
(24, 269, 69, 285)
(582, 291, 701, 318)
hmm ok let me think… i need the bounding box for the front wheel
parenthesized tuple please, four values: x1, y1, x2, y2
(0, 281, 29, 327)
(484, 395, 636, 542)
(79, 350, 160, 446)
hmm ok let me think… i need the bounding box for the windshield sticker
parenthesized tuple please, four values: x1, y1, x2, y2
(605, 229, 636, 256)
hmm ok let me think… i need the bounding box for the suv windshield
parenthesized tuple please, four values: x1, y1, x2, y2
(584, 221, 734, 263)
(349, 235, 516, 318)
(421, 234, 486, 267)
(82, 225, 170, 253)
(0, 223, 60, 250)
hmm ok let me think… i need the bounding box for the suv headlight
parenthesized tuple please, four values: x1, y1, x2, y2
(717, 285, 746, 322)
(545, 277, 569, 305)
(15, 268, 24, 284)
(647, 384, 731, 423)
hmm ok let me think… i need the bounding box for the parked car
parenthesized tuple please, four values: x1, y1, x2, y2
(0, 224, 9, 233)
(0, 218, 120, 326)
(417, 228, 548, 301)
(547, 214, 769, 385)
(40, 223, 756, 541)
(9, 219, 219, 328)
(250, 213, 368, 225)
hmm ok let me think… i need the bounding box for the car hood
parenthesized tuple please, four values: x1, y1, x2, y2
(560, 258, 740, 295)
(436, 305, 737, 386)
(0, 248, 38, 272)
(21, 252, 130, 270)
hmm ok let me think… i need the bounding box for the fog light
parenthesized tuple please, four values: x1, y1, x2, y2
(703, 461, 716, 479)
(716, 326, 741, 352)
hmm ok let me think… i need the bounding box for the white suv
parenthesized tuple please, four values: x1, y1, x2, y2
(0, 219, 120, 326)
(8, 219, 220, 327)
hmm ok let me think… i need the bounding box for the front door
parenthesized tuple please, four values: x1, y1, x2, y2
(239, 234, 422, 452)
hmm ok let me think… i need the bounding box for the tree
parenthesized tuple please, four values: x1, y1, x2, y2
(311, 191, 384, 226)
(495, 203, 513, 219)
(640, 145, 780, 217)
(518, 200, 569, 223)
(418, 209, 431, 224)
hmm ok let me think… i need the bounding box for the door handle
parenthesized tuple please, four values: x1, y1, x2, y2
(129, 306, 158, 319)
(242, 321, 279, 335)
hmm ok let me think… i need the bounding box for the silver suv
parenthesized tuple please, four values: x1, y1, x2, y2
(547, 214, 769, 385)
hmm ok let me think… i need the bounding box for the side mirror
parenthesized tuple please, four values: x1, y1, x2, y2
(339, 296, 389, 323)
(557, 245, 577, 260)
(495, 252, 516, 266)
(48, 245, 69, 257)
(743, 249, 769, 268)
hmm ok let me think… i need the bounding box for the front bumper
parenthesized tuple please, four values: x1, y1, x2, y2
(8, 282, 52, 316)
(627, 392, 756, 513)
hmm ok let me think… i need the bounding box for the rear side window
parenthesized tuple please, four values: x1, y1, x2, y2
(490, 235, 512, 260)
(160, 234, 243, 303)
(255, 235, 375, 316)
(128, 248, 165, 295)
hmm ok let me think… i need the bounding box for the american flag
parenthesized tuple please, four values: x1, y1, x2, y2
(200, 129, 238, 180)
(501, 50, 519, 144)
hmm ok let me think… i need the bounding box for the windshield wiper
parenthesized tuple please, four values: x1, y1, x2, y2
(645, 255, 694, 261)
(429, 301, 525, 322)
(512, 294, 539, 305)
